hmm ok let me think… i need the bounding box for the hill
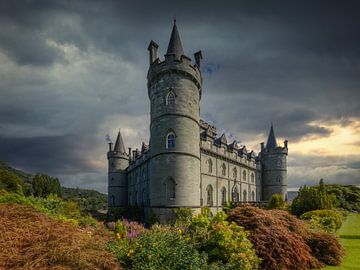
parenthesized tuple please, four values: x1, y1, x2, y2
(0, 160, 107, 212)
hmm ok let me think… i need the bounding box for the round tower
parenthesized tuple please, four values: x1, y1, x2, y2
(260, 124, 288, 201)
(147, 21, 203, 215)
(107, 130, 129, 211)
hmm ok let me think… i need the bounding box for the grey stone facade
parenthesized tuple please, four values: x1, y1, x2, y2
(107, 21, 288, 220)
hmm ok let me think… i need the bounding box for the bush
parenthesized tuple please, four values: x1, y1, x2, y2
(268, 193, 285, 209)
(32, 173, 62, 197)
(110, 225, 208, 270)
(301, 209, 342, 233)
(0, 170, 25, 195)
(173, 207, 193, 226)
(188, 210, 259, 270)
(305, 231, 344, 265)
(117, 219, 146, 240)
(227, 205, 324, 270)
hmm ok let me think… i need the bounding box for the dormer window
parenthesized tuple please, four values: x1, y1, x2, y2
(166, 91, 175, 105)
(166, 132, 176, 149)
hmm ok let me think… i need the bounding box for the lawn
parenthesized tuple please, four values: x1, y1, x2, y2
(324, 213, 360, 270)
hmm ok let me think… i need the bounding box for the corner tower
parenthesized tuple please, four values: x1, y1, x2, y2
(260, 124, 288, 201)
(107, 130, 129, 211)
(147, 21, 203, 216)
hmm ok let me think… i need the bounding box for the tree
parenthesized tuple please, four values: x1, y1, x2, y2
(32, 174, 62, 197)
(0, 170, 24, 195)
(268, 193, 285, 209)
(291, 179, 337, 216)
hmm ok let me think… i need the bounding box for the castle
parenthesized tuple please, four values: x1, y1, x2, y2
(107, 21, 288, 221)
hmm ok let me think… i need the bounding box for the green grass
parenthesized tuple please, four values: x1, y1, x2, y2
(323, 213, 360, 270)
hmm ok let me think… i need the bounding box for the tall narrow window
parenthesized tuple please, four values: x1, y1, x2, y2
(221, 164, 226, 176)
(232, 186, 239, 202)
(166, 178, 175, 200)
(142, 189, 146, 206)
(252, 191, 255, 201)
(221, 187, 227, 205)
(243, 190, 247, 202)
(233, 168, 237, 179)
(207, 159, 213, 173)
(166, 132, 176, 149)
(206, 185, 213, 206)
(251, 173, 255, 183)
(166, 91, 175, 105)
(110, 195, 115, 206)
(277, 176, 282, 183)
(242, 171, 247, 181)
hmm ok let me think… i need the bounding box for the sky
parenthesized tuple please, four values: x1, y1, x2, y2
(0, 0, 359, 193)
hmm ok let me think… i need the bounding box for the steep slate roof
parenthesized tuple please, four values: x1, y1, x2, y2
(166, 20, 184, 56)
(266, 123, 277, 150)
(114, 130, 126, 153)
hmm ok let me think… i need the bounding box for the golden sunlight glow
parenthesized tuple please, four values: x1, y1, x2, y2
(288, 119, 360, 156)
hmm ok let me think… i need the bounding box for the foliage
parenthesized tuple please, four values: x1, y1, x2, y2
(0, 203, 122, 270)
(325, 184, 360, 213)
(110, 225, 208, 270)
(173, 207, 193, 226)
(188, 210, 260, 270)
(305, 231, 344, 266)
(0, 191, 97, 227)
(0, 169, 25, 195)
(301, 209, 343, 233)
(267, 193, 286, 209)
(32, 173, 62, 197)
(227, 205, 328, 270)
(291, 179, 337, 216)
(222, 201, 236, 213)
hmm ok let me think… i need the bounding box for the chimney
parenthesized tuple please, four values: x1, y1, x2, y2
(108, 142, 113, 152)
(284, 140, 288, 148)
(260, 142, 265, 151)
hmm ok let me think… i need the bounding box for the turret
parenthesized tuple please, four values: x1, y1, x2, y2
(260, 124, 288, 201)
(107, 130, 129, 210)
(147, 20, 202, 217)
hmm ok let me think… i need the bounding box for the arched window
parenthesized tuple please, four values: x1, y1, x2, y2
(242, 171, 247, 181)
(166, 132, 176, 149)
(166, 178, 175, 200)
(252, 191, 255, 201)
(232, 186, 239, 202)
(221, 187, 227, 205)
(221, 164, 226, 176)
(233, 168, 237, 179)
(207, 159, 213, 173)
(110, 195, 115, 206)
(251, 173, 255, 183)
(277, 176, 282, 183)
(243, 190, 247, 202)
(166, 91, 175, 105)
(206, 185, 213, 206)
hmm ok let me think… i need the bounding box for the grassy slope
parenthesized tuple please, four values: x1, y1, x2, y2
(324, 213, 360, 270)
(0, 203, 121, 270)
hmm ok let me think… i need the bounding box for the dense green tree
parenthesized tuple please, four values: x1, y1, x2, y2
(32, 174, 62, 197)
(0, 170, 25, 195)
(291, 179, 337, 216)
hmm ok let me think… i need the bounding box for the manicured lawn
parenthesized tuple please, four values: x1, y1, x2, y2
(323, 213, 360, 270)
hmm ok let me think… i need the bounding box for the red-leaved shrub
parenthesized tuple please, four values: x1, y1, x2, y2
(227, 205, 342, 270)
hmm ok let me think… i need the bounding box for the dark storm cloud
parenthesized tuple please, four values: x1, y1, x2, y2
(0, 135, 95, 175)
(0, 0, 359, 190)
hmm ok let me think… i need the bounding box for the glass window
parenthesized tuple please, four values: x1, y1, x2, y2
(233, 168, 237, 179)
(206, 185, 213, 206)
(221, 187, 227, 205)
(221, 164, 226, 176)
(166, 132, 176, 149)
(166, 178, 175, 200)
(166, 91, 175, 105)
(207, 159, 213, 173)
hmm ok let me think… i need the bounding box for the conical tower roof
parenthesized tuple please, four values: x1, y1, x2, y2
(266, 123, 277, 150)
(166, 20, 184, 56)
(114, 130, 126, 154)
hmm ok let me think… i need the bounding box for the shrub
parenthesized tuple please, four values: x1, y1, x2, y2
(301, 209, 342, 233)
(32, 173, 62, 197)
(0, 170, 24, 195)
(305, 231, 344, 266)
(173, 207, 193, 226)
(121, 219, 146, 240)
(188, 210, 259, 270)
(268, 193, 285, 209)
(110, 225, 208, 270)
(227, 205, 324, 270)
